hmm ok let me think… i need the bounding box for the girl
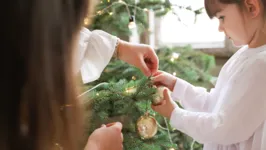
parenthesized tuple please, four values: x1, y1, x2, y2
(152, 0, 266, 150)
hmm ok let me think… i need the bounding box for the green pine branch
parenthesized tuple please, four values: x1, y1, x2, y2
(82, 77, 178, 149)
(81, 46, 215, 150)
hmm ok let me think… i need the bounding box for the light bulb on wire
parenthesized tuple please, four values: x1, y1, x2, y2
(172, 52, 180, 59)
(170, 52, 180, 62)
(170, 58, 175, 62)
(128, 15, 136, 29)
(97, 11, 102, 15)
(143, 8, 148, 12)
(132, 76, 136, 80)
(173, 72, 177, 76)
(84, 18, 90, 26)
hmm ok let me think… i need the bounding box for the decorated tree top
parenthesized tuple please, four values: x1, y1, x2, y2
(86, 0, 204, 37)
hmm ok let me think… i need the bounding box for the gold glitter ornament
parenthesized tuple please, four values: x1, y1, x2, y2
(136, 113, 158, 139)
(152, 86, 166, 106)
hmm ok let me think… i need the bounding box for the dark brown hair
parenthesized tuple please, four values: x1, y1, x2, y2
(3, 0, 89, 150)
(205, 0, 266, 18)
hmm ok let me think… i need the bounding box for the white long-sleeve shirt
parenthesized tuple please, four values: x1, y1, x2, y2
(170, 45, 266, 150)
(78, 28, 117, 84)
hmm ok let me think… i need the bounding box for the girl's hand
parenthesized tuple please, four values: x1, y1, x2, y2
(151, 71, 177, 91)
(151, 89, 178, 119)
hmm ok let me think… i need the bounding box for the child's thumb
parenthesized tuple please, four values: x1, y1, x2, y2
(151, 100, 166, 111)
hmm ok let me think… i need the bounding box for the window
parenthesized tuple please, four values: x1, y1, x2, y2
(159, 0, 225, 49)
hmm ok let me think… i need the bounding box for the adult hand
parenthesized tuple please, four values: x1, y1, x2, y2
(118, 40, 159, 76)
(85, 122, 123, 150)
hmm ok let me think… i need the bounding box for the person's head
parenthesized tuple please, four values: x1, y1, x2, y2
(205, 0, 266, 47)
(4, 0, 93, 150)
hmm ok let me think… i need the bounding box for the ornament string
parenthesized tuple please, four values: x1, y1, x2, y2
(133, 0, 138, 17)
(78, 82, 109, 98)
(146, 75, 153, 112)
(61, 82, 109, 110)
(164, 117, 173, 145)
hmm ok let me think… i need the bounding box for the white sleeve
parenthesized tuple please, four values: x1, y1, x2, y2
(170, 59, 266, 145)
(78, 28, 118, 84)
(171, 78, 216, 112)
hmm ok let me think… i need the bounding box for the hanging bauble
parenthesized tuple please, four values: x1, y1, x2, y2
(152, 86, 166, 106)
(136, 113, 158, 139)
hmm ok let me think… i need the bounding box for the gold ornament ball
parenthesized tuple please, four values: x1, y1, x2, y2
(152, 86, 166, 106)
(125, 87, 136, 94)
(136, 114, 158, 139)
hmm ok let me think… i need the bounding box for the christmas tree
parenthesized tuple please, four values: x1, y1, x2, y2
(80, 1, 213, 149)
(80, 46, 216, 150)
(82, 77, 177, 149)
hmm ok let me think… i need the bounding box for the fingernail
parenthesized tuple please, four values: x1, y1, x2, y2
(106, 122, 116, 127)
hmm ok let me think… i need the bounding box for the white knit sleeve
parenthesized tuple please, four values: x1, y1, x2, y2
(78, 28, 118, 83)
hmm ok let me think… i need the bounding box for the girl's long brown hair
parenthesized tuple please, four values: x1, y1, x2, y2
(3, 0, 90, 149)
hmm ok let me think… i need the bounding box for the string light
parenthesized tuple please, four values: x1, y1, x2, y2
(96, 93, 99, 96)
(86, 0, 156, 30)
(128, 15, 136, 29)
(170, 58, 175, 62)
(55, 143, 63, 150)
(125, 89, 130, 93)
(97, 11, 103, 15)
(125, 87, 136, 94)
(172, 52, 180, 59)
(60, 104, 72, 110)
(170, 52, 180, 62)
(173, 72, 177, 76)
(132, 76, 136, 80)
(84, 18, 90, 26)
(87, 0, 175, 22)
